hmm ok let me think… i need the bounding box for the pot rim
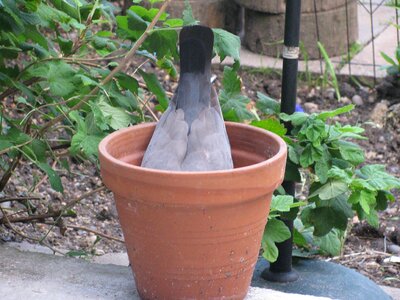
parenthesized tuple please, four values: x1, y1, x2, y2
(98, 121, 287, 177)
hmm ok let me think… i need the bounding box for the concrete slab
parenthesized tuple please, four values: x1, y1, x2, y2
(0, 244, 331, 300)
(2, 242, 400, 300)
(215, 48, 342, 76)
(357, 1, 395, 45)
(382, 286, 400, 300)
(341, 25, 398, 78)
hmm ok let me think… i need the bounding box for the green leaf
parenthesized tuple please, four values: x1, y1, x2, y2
(314, 229, 342, 256)
(262, 218, 291, 262)
(139, 70, 169, 111)
(69, 111, 105, 158)
(318, 42, 341, 99)
(335, 140, 365, 165)
(97, 97, 131, 130)
(288, 145, 299, 164)
(30, 61, 76, 97)
(145, 29, 178, 59)
(221, 64, 241, 94)
(251, 118, 287, 137)
(308, 207, 348, 236)
(66, 250, 89, 257)
(315, 160, 329, 184)
(164, 18, 183, 28)
(182, 0, 199, 26)
(356, 164, 400, 191)
(279, 112, 308, 126)
(220, 91, 253, 122)
(219, 66, 252, 121)
(37, 162, 63, 193)
(57, 36, 73, 55)
(156, 57, 177, 78)
(317, 194, 353, 219)
(365, 209, 379, 228)
(304, 119, 327, 145)
(212, 28, 241, 62)
(375, 190, 393, 211)
(89, 103, 109, 131)
(284, 161, 301, 182)
(127, 9, 148, 33)
(293, 227, 309, 248)
(316, 105, 354, 121)
(256, 92, 280, 115)
(31, 139, 47, 163)
(48, 0, 80, 20)
(299, 144, 323, 167)
(381, 51, 396, 66)
(309, 180, 349, 200)
(270, 195, 294, 212)
(115, 73, 139, 94)
(349, 190, 377, 215)
(327, 167, 352, 183)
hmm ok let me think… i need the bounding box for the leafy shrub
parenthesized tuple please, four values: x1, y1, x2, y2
(254, 97, 400, 260)
(0, 0, 238, 193)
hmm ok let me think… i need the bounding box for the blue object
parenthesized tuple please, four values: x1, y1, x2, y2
(295, 104, 304, 113)
(252, 258, 392, 300)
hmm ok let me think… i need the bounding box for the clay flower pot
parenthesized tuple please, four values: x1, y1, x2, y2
(99, 122, 287, 299)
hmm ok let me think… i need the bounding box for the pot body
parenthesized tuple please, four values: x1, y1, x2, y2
(99, 122, 287, 299)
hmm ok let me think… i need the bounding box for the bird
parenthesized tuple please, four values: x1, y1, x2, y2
(141, 25, 233, 172)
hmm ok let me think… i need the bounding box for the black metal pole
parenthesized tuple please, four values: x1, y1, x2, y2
(262, 0, 301, 283)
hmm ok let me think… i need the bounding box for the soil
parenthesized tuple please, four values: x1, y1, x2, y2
(1, 63, 399, 288)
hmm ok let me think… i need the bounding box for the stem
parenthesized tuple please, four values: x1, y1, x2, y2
(0, 139, 34, 156)
(0, 186, 106, 225)
(0, 196, 43, 204)
(138, 81, 174, 97)
(0, 154, 22, 193)
(64, 186, 106, 210)
(37, 0, 172, 137)
(0, 77, 41, 101)
(137, 95, 159, 121)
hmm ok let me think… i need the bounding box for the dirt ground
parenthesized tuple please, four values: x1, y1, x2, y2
(1, 64, 399, 288)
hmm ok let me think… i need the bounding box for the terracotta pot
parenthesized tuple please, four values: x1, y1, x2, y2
(99, 122, 287, 299)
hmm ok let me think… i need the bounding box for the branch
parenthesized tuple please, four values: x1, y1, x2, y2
(0, 206, 65, 255)
(66, 225, 124, 243)
(0, 139, 34, 156)
(0, 196, 43, 204)
(64, 186, 106, 210)
(0, 186, 106, 225)
(37, 0, 172, 136)
(0, 77, 41, 101)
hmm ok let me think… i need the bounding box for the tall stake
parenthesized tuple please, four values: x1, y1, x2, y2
(262, 0, 301, 283)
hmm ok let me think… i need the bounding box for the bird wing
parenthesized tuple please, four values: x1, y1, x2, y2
(141, 104, 189, 171)
(182, 106, 233, 171)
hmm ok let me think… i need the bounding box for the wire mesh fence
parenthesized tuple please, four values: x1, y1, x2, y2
(231, 0, 399, 81)
(316, 0, 399, 81)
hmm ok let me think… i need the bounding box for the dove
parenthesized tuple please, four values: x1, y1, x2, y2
(141, 25, 233, 172)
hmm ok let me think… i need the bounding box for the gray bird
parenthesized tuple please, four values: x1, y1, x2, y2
(141, 25, 233, 172)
